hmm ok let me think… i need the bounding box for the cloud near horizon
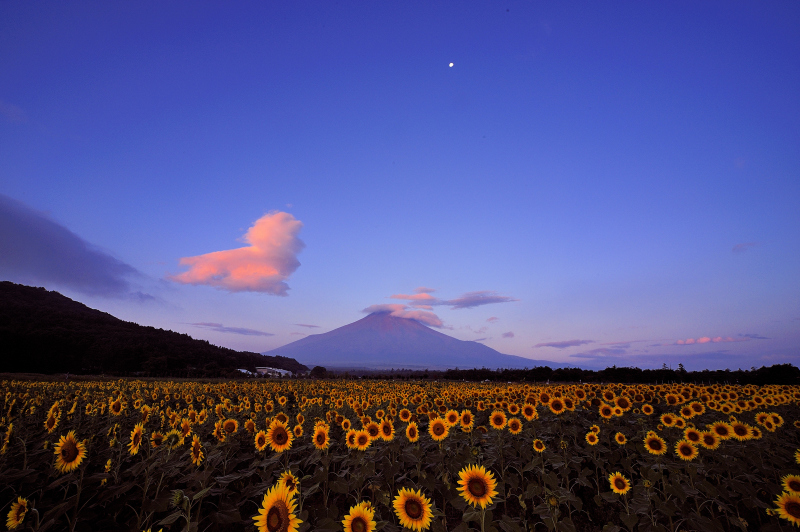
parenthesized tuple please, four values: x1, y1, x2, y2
(190, 322, 274, 336)
(535, 339, 595, 349)
(675, 335, 762, 345)
(502, 331, 515, 338)
(169, 211, 304, 295)
(732, 242, 758, 253)
(294, 323, 320, 329)
(362, 303, 444, 328)
(0, 193, 143, 298)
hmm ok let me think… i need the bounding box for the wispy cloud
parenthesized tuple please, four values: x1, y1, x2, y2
(0, 193, 144, 298)
(169, 211, 304, 295)
(486, 317, 499, 323)
(294, 323, 320, 329)
(569, 347, 628, 359)
(363, 303, 444, 328)
(674, 334, 765, 345)
(502, 331, 515, 338)
(0, 99, 26, 123)
(190, 322, 274, 336)
(389, 288, 518, 310)
(741, 333, 769, 340)
(534, 339, 595, 349)
(732, 242, 758, 253)
(473, 337, 490, 342)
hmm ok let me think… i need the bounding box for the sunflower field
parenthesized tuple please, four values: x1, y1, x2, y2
(2, 378, 800, 532)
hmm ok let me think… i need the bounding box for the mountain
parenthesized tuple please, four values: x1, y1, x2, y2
(0, 281, 307, 376)
(264, 311, 562, 370)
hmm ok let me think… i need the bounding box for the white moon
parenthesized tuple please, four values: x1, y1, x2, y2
(449, 62, 454, 67)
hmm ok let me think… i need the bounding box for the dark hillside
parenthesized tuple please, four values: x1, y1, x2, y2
(0, 281, 307, 377)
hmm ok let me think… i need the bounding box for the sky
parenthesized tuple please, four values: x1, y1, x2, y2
(1, 1, 799, 371)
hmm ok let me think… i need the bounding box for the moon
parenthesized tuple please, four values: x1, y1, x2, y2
(449, 62, 454, 67)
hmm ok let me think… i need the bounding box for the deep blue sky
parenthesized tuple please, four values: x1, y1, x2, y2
(1, 1, 798, 370)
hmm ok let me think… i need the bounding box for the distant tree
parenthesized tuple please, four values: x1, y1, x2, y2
(309, 366, 327, 378)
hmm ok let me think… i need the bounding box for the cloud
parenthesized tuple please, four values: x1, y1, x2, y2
(534, 339, 595, 349)
(294, 323, 320, 329)
(190, 322, 274, 336)
(362, 303, 444, 328)
(569, 347, 628, 359)
(0, 193, 142, 298)
(502, 331, 515, 338)
(486, 317, 499, 323)
(290, 332, 306, 336)
(169, 211, 304, 295)
(741, 333, 769, 340)
(732, 242, 758, 253)
(473, 337, 490, 342)
(675, 335, 755, 345)
(0, 100, 26, 123)
(389, 289, 518, 310)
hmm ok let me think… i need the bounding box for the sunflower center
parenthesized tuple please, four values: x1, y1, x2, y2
(357, 435, 368, 445)
(790, 480, 800, 492)
(787, 501, 800, 518)
(405, 499, 423, 519)
(61, 441, 79, 462)
(351, 517, 367, 532)
(433, 424, 444, 436)
(266, 506, 284, 532)
(468, 478, 487, 497)
(316, 433, 325, 444)
(409, 428, 417, 437)
(133, 434, 141, 446)
(382, 425, 391, 436)
(275, 430, 287, 444)
(680, 445, 692, 456)
(734, 426, 747, 436)
(649, 440, 662, 451)
(614, 478, 626, 490)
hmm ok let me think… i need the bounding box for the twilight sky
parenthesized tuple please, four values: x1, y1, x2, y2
(1, 2, 799, 370)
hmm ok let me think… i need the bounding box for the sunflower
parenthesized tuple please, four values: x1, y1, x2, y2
(507, 417, 522, 435)
(355, 430, 371, 451)
(599, 403, 614, 419)
(342, 502, 376, 532)
(393, 488, 433, 532)
(608, 472, 631, 495)
(5, 496, 28, 530)
(590, 424, 600, 434)
(151, 431, 165, 448)
(128, 423, 144, 456)
(342, 418, 352, 431)
(109, 398, 123, 416)
(293, 425, 303, 438)
(245, 419, 256, 433)
(548, 398, 566, 415)
(222, 418, 239, 435)
(313, 426, 330, 450)
(660, 413, 676, 427)
(54, 431, 87, 473)
(406, 422, 419, 443)
(532, 439, 546, 452)
(460, 410, 474, 432)
(614, 432, 627, 445)
(279, 471, 300, 496)
(44, 412, 59, 433)
(213, 420, 226, 442)
(253, 483, 302, 532)
(399, 409, 412, 422)
(708, 421, 733, 440)
(522, 404, 537, 421)
(345, 429, 359, 450)
(683, 428, 702, 444)
(429, 419, 449, 442)
(775, 491, 800, 527)
(783, 475, 800, 495)
(267, 420, 293, 453)
(445, 410, 460, 426)
(730, 421, 751, 441)
(641, 404, 654, 415)
(643, 433, 667, 456)
(489, 410, 507, 430)
(190, 435, 204, 466)
(457, 464, 499, 509)
(675, 439, 698, 461)
(698, 430, 721, 450)
(365, 422, 380, 440)
(585, 432, 599, 445)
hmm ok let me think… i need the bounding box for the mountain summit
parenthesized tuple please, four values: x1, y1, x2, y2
(264, 311, 557, 370)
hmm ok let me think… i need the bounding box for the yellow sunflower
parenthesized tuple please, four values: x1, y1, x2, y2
(278, 471, 299, 496)
(267, 420, 293, 453)
(255, 430, 269, 452)
(428, 419, 449, 442)
(6, 496, 27, 530)
(406, 422, 420, 443)
(730, 421, 751, 441)
(379, 419, 395, 441)
(683, 428, 702, 445)
(457, 464, 499, 509)
(532, 439, 546, 452)
(222, 418, 239, 436)
(365, 422, 380, 440)
(252, 483, 302, 532)
(342, 502, 376, 532)
(151, 431, 165, 448)
(489, 410, 507, 430)
(399, 409, 412, 422)
(775, 491, 800, 527)
(699, 431, 721, 450)
(643, 433, 667, 456)
(128, 423, 144, 456)
(293, 425, 303, 438)
(507, 417, 522, 435)
(675, 439, 698, 461)
(355, 430, 371, 451)
(708, 421, 733, 440)
(599, 404, 614, 419)
(641, 404, 654, 415)
(585, 432, 599, 445)
(393, 488, 433, 532)
(522, 403, 537, 421)
(54, 431, 87, 473)
(608, 472, 631, 495)
(313, 426, 330, 450)
(783, 474, 800, 495)
(614, 432, 627, 445)
(548, 398, 566, 415)
(445, 410, 460, 426)
(190, 435, 204, 466)
(460, 410, 474, 432)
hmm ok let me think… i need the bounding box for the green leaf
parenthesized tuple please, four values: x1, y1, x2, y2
(192, 486, 212, 500)
(156, 511, 184, 526)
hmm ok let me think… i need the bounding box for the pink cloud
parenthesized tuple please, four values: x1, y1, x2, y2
(362, 303, 444, 328)
(390, 292, 437, 302)
(675, 336, 750, 345)
(502, 331, 514, 338)
(414, 287, 436, 294)
(169, 211, 304, 295)
(486, 317, 499, 322)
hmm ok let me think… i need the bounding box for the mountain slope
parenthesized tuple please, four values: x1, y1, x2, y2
(264, 311, 560, 370)
(0, 281, 307, 376)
